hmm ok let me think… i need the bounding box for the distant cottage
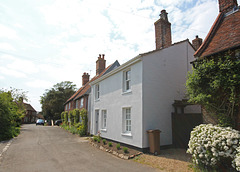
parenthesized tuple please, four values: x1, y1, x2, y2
(22, 103, 37, 123)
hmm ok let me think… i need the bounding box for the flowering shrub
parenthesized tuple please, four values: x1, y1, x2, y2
(187, 124, 240, 170)
(233, 146, 240, 171)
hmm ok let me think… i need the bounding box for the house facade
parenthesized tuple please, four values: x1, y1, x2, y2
(89, 10, 198, 149)
(64, 55, 120, 129)
(22, 103, 37, 123)
(194, 0, 240, 129)
(64, 72, 91, 112)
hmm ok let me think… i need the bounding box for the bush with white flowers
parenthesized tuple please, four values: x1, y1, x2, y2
(233, 146, 240, 171)
(187, 124, 240, 170)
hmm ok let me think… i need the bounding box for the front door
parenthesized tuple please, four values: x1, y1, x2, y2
(95, 110, 99, 134)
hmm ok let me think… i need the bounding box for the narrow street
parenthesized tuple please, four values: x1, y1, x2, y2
(0, 124, 157, 172)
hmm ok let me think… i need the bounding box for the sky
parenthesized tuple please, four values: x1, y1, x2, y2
(1, 0, 239, 112)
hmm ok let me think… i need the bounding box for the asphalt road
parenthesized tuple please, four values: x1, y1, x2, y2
(0, 124, 157, 172)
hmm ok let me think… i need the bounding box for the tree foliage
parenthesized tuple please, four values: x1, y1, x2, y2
(186, 52, 240, 127)
(0, 89, 26, 141)
(40, 81, 76, 120)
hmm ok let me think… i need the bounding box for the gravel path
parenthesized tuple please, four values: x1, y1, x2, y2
(133, 149, 193, 172)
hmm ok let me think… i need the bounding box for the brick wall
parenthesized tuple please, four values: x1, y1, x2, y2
(192, 35, 203, 51)
(218, 0, 238, 13)
(82, 73, 90, 86)
(96, 54, 106, 75)
(154, 10, 172, 50)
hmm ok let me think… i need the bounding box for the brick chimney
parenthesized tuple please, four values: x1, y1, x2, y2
(82, 72, 90, 86)
(154, 10, 172, 50)
(96, 54, 106, 75)
(192, 35, 203, 51)
(218, 0, 238, 13)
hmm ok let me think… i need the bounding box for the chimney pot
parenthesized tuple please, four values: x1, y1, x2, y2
(160, 10, 168, 21)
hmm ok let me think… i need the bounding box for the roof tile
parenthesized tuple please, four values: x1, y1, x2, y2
(195, 8, 240, 57)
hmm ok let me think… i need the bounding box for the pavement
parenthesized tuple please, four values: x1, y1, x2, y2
(0, 124, 158, 172)
(0, 139, 13, 160)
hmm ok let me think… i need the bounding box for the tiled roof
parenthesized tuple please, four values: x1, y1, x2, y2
(64, 64, 113, 104)
(74, 84, 90, 100)
(65, 83, 86, 103)
(24, 103, 36, 112)
(195, 7, 240, 58)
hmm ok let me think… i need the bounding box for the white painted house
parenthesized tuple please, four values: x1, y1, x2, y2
(89, 10, 196, 149)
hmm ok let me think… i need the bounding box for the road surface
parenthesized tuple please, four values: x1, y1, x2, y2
(0, 124, 157, 172)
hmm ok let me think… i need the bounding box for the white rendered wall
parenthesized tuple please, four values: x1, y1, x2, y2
(142, 41, 195, 148)
(90, 61, 143, 148)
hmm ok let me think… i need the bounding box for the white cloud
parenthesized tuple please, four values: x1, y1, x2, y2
(0, 54, 39, 78)
(25, 79, 53, 89)
(7, 58, 38, 74)
(0, 24, 19, 39)
(13, 23, 23, 29)
(0, 66, 26, 78)
(0, 42, 15, 51)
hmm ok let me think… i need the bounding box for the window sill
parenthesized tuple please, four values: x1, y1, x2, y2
(122, 90, 132, 95)
(100, 129, 107, 132)
(95, 99, 100, 102)
(121, 132, 132, 137)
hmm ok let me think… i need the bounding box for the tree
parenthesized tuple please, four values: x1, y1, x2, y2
(186, 52, 240, 127)
(40, 81, 76, 120)
(0, 89, 26, 141)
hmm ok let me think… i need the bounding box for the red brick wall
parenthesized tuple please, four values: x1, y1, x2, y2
(96, 54, 106, 75)
(65, 95, 89, 112)
(192, 35, 203, 51)
(82, 73, 90, 86)
(154, 10, 172, 50)
(218, 0, 238, 13)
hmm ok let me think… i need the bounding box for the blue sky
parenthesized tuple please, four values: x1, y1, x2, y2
(1, 0, 239, 111)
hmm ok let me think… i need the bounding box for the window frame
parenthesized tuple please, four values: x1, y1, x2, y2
(80, 98, 84, 108)
(123, 69, 131, 93)
(122, 107, 131, 134)
(101, 110, 107, 130)
(76, 100, 78, 109)
(95, 84, 100, 100)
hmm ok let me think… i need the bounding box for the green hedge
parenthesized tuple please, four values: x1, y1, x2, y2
(63, 111, 68, 124)
(61, 108, 88, 136)
(0, 91, 23, 141)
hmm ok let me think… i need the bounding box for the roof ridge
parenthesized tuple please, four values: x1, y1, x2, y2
(140, 39, 190, 56)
